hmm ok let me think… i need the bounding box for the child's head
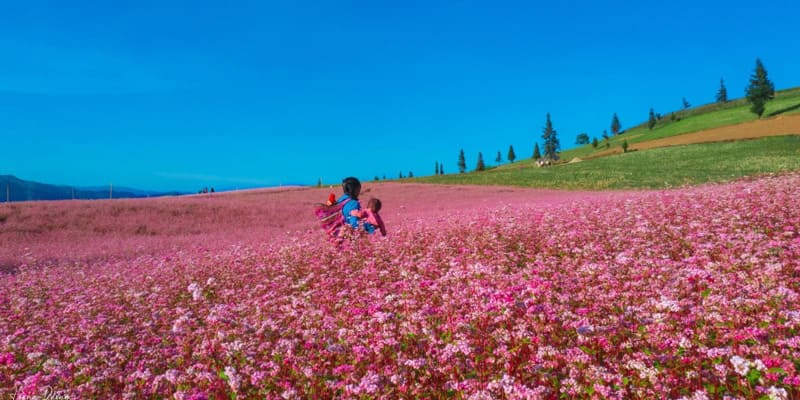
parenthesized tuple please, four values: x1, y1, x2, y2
(367, 198, 382, 213)
(342, 177, 362, 199)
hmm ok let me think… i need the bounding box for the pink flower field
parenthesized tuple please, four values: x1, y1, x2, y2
(1, 175, 799, 399)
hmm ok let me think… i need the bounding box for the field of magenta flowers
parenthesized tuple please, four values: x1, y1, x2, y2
(1, 175, 799, 399)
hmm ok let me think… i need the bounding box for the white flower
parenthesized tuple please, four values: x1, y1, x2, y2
(187, 282, 203, 301)
(766, 386, 787, 400)
(224, 365, 240, 393)
(729, 355, 750, 376)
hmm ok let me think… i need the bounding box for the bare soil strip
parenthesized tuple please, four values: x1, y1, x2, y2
(590, 114, 800, 158)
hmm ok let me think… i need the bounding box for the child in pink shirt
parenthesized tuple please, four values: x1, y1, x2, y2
(350, 198, 387, 236)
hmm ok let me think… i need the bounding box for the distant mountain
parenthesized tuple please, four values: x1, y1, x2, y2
(0, 175, 187, 202)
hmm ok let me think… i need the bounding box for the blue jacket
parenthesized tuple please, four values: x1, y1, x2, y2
(338, 195, 361, 229)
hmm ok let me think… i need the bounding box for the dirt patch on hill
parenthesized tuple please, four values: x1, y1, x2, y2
(590, 114, 800, 157)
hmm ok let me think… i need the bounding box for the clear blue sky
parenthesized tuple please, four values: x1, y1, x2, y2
(2, 0, 798, 191)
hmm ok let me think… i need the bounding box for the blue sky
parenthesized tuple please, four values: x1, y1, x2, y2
(2, 0, 799, 191)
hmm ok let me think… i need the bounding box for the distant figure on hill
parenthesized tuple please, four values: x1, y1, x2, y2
(350, 197, 387, 236)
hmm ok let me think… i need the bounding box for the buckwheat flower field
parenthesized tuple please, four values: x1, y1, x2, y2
(1, 175, 799, 399)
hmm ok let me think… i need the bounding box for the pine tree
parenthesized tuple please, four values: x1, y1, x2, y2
(458, 149, 466, 173)
(611, 113, 621, 135)
(716, 78, 728, 103)
(648, 108, 657, 130)
(476, 153, 485, 171)
(435, 161, 439, 176)
(408, 171, 414, 178)
(541, 113, 559, 159)
(746, 58, 775, 118)
(592, 137, 598, 148)
(575, 133, 590, 145)
(507, 145, 516, 163)
(532, 143, 541, 160)
(399, 171, 404, 179)
(682, 97, 691, 109)
(495, 151, 502, 163)
(440, 165, 444, 175)
(317, 178, 323, 188)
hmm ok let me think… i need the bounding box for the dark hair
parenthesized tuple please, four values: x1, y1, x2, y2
(367, 198, 382, 213)
(341, 177, 362, 199)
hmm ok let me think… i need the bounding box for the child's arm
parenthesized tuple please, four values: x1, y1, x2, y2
(350, 209, 368, 219)
(374, 213, 387, 236)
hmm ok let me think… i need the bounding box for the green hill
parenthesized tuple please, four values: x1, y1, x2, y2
(412, 87, 800, 189)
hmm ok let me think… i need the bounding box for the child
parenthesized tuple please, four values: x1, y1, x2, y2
(351, 197, 387, 236)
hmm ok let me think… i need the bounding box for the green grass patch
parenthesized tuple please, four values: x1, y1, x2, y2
(558, 87, 800, 160)
(414, 135, 800, 190)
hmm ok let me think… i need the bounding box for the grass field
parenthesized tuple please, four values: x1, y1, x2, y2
(556, 87, 800, 161)
(414, 135, 800, 189)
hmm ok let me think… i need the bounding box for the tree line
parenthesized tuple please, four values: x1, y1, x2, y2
(330, 58, 778, 182)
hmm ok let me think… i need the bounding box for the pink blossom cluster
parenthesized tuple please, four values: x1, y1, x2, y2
(1, 174, 799, 398)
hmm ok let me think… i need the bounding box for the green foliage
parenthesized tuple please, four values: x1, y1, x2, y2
(415, 136, 800, 189)
(458, 149, 466, 173)
(648, 108, 657, 130)
(622, 140, 629, 153)
(591, 137, 598, 148)
(508, 145, 516, 163)
(476, 152, 485, 171)
(746, 58, 775, 118)
(716, 78, 728, 103)
(611, 113, 621, 135)
(495, 151, 502, 163)
(682, 97, 691, 109)
(575, 133, 590, 145)
(532, 143, 541, 160)
(541, 113, 560, 159)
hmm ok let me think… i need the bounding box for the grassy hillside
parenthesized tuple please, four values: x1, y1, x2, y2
(559, 86, 800, 161)
(414, 135, 800, 189)
(410, 87, 800, 189)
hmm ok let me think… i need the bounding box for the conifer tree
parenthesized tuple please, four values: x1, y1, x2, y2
(575, 133, 589, 145)
(507, 145, 516, 163)
(495, 151, 502, 163)
(408, 171, 414, 178)
(476, 152, 485, 171)
(541, 113, 559, 159)
(716, 78, 728, 103)
(746, 58, 775, 118)
(648, 108, 657, 130)
(532, 143, 541, 160)
(592, 137, 598, 148)
(439, 165, 444, 175)
(611, 113, 621, 135)
(682, 97, 691, 109)
(458, 149, 466, 173)
(435, 161, 439, 176)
